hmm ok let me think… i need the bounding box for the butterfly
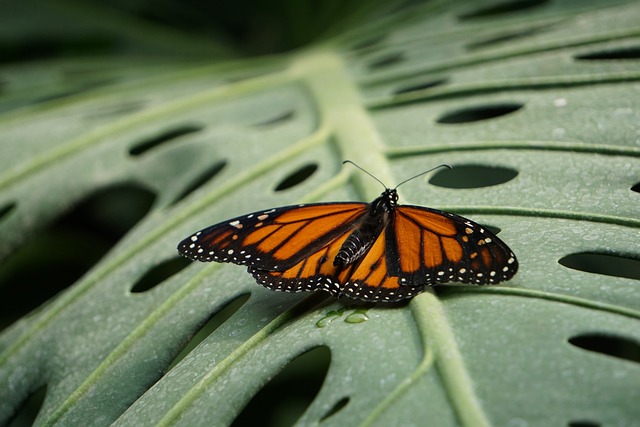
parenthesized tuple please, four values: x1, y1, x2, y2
(177, 161, 518, 302)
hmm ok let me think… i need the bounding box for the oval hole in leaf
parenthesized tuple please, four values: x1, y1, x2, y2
(394, 78, 448, 96)
(320, 396, 350, 422)
(252, 110, 295, 127)
(231, 346, 331, 427)
(352, 34, 386, 51)
(129, 124, 203, 156)
(368, 52, 405, 70)
(466, 26, 551, 50)
(437, 103, 523, 124)
(130, 257, 192, 293)
(480, 224, 502, 235)
(167, 293, 251, 370)
(170, 160, 227, 205)
(274, 163, 318, 191)
(0, 201, 16, 222)
(0, 183, 155, 331)
(429, 164, 518, 189)
(568, 420, 601, 427)
(568, 333, 640, 363)
(575, 46, 640, 60)
(5, 385, 47, 427)
(558, 252, 640, 280)
(631, 182, 640, 193)
(458, 0, 550, 20)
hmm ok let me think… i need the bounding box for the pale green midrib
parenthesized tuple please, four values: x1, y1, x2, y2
(360, 25, 640, 86)
(444, 286, 640, 320)
(386, 140, 640, 158)
(0, 125, 329, 368)
(293, 51, 489, 427)
(411, 292, 492, 427)
(290, 51, 394, 201)
(154, 292, 327, 427)
(0, 71, 289, 192)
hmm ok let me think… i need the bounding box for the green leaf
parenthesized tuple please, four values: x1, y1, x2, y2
(1, 1, 639, 426)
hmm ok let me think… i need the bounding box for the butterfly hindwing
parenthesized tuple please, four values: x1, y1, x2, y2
(251, 223, 424, 302)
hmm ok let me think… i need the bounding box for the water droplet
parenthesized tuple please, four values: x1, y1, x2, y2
(345, 309, 369, 324)
(316, 309, 345, 328)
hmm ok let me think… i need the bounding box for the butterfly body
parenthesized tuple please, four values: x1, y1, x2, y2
(178, 187, 518, 302)
(334, 189, 395, 267)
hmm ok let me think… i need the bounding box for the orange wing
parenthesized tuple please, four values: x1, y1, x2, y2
(177, 202, 368, 272)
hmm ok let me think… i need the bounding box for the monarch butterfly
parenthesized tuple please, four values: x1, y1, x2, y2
(177, 162, 518, 302)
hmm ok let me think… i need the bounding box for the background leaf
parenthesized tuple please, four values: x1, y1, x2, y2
(1, 0, 639, 426)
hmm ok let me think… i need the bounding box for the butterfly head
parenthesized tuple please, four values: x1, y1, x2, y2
(372, 188, 399, 213)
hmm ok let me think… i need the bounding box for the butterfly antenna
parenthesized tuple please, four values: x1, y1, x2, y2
(342, 160, 388, 189)
(393, 164, 452, 189)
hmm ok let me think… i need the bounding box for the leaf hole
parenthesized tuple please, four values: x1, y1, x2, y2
(170, 160, 227, 205)
(274, 163, 318, 192)
(558, 252, 640, 280)
(352, 35, 387, 51)
(458, 0, 550, 20)
(437, 103, 523, 124)
(0, 201, 16, 222)
(568, 333, 640, 364)
(630, 182, 640, 193)
(320, 396, 350, 421)
(481, 224, 502, 235)
(231, 346, 331, 427)
(0, 183, 155, 331)
(167, 293, 251, 370)
(575, 46, 640, 61)
(568, 420, 601, 427)
(466, 25, 553, 50)
(252, 110, 295, 127)
(394, 78, 448, 96)
(5, 384, 47, 427)
(367, 52, 405, 70)
(429, 164, 518, 189)
(130, 257, 192, 293)
(129, 124, 203, 156)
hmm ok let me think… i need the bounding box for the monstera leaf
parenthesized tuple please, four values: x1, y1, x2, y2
(1, 0, 639, 426)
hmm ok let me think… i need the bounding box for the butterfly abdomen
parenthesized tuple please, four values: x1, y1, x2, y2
(334, 202, 390, 268)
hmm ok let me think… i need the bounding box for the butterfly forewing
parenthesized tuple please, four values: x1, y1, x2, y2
(178, 202, 368, 271)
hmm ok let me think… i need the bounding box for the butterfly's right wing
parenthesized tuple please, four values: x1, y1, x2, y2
(388, 205, 518, 286)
